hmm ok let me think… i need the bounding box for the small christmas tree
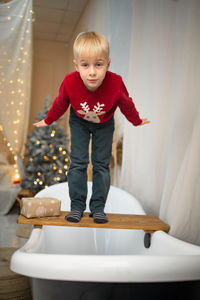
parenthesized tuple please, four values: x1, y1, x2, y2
(21, 95, 70, 193)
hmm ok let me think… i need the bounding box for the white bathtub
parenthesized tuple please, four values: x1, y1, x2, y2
(11, 182, 200, 299)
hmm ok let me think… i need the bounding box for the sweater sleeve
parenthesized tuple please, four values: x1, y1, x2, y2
(44, 78, 70, 125)
(117, 80, 142, 126)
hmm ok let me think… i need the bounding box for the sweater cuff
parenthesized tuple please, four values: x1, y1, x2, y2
(133, 117, 143, 126)
(44, 117, 54, 125)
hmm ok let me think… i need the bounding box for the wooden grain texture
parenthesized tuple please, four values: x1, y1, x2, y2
(17, 211, 170, 233)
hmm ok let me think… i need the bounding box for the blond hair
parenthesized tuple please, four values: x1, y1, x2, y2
(73, 32, 109, 60)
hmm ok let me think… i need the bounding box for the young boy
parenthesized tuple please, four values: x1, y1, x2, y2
(34, 31, 150, 224)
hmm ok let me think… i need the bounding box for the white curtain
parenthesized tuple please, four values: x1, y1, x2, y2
(55, 0, 200, 245)
(0, 0, 33, 173)
(120, 0, 200, 245)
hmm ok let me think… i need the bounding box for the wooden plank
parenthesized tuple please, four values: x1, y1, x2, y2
(17, 211, 170, 232)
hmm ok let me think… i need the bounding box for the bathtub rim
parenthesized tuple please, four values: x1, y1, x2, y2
(11, 246, 200, 282)
(10, 227, 200, 283)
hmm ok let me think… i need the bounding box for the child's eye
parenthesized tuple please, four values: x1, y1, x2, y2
(81, 63, 88, 67)
(96, 63, 103, 67)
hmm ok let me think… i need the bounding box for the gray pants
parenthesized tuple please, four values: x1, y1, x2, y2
(68, 107, 114, 213)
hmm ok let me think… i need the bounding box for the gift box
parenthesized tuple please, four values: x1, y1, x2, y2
(21, 197, 61, 218)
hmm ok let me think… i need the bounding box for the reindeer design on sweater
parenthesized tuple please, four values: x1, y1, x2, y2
(77, 101, 106, 123)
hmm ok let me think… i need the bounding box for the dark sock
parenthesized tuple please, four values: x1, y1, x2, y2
(65, 210, 83, 223)
(90, 212, 108, 224)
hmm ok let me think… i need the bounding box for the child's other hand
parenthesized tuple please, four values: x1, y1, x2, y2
(33, 119, 48, 127)
(140, 118, 150, 126)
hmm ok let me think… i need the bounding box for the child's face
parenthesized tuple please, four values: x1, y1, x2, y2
(73, 56, 111, 92)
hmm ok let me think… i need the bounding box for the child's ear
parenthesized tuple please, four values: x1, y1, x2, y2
(107, 58, 111, 69)
(73, 59, 79, 71)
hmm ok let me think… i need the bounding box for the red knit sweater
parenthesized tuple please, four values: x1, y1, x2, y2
(44, 71, 142, 126)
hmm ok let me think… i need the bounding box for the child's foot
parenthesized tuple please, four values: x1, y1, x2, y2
(65, 210, 83, 223)
(89, 212, 108, 224)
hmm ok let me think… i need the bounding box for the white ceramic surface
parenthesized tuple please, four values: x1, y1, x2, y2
(11, 182, 200, 282)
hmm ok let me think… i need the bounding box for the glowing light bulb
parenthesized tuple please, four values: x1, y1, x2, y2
(12, 168, 21, 184)
(51, 130, 56, 137)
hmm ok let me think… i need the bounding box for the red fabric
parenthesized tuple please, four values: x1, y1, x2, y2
(45, 71, 142, 126)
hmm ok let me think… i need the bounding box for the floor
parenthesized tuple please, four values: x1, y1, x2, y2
(0, 203, 27, 248)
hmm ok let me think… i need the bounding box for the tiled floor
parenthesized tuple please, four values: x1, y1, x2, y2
(0, 203, 28, 248)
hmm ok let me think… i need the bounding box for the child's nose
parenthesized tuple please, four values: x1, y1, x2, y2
(89, 65, 96, 75)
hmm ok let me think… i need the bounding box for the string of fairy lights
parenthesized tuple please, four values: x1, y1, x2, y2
(0, 0, 34, 183)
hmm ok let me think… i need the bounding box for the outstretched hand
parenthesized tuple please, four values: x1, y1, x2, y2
(140, 118, 150, 126)
(33, 119, 48, 127)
